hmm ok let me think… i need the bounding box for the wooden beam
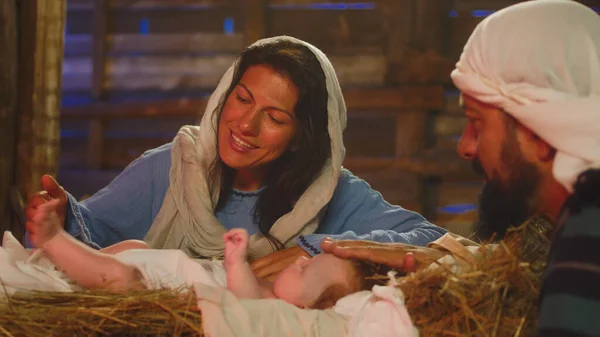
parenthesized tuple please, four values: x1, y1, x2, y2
(270, 0, 375, 3)
(91, 0, 107, 99)
(244, 0, 269, 46)
(15, 0, 65, 200)
(0, 0, 19, 237)
(64, 33, 244, 57)
(343, 86, 444, 110)
(86, 119, 104, 170)
(67, 0, 221, 10)
(61, 54, 388, 91)
(395, 111, 428, 157)
(382, 0, 413, 86)
(61, 86, 445, 119)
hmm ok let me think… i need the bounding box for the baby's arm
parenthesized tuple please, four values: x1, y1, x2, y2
(28, 199, 145, 291)
(224, 229, 264, 299)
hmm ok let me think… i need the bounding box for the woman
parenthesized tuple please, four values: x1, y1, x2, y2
(25, 36, 446, 263)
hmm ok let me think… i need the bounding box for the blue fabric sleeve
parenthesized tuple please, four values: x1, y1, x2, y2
(26, 143, 173, 249)
(297, 169, 447, 256)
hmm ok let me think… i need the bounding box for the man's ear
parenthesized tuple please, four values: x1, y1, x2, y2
(521, 125, 556, 162)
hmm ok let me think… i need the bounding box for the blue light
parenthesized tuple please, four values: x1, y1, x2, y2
(471, 9, 495, 17)
(448, 9, 498, 18)
(223, 17, 234, 34)
(270, 2, 375, 10)
(139, 18, 150, 35)
(437, 203, 478, 214)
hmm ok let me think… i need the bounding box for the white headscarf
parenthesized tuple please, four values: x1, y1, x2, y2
(144, 36, 347, 260)
(451, 0, 600, 192)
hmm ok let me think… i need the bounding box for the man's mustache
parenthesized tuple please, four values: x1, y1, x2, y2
(471, 158, 486, 178)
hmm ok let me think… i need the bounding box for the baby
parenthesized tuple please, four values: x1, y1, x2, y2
(28, 199, 380, 309)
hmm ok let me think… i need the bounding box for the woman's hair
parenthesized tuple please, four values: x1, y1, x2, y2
(211, 39, 331, 249)
(311, 260, 393, 309)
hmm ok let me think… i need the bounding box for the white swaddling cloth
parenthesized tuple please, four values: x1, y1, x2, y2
(0, 231, 226, 296)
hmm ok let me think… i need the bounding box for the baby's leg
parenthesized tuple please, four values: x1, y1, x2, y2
(100, 240, 150, 255)
(30, 204, 146, 292)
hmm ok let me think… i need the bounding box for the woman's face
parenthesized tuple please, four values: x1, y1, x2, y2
(218, 64, 299, 183)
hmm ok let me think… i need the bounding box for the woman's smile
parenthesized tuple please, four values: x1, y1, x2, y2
(229, 130, 259, 152)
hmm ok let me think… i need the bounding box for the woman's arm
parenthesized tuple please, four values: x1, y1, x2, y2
(298, 169, 447, 255)
(25, 143, 173, 249)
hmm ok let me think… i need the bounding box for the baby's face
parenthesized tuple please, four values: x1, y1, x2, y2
(272, 253, 353, 308)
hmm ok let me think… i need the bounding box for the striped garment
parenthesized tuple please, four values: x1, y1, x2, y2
(538, 169, 600, 337)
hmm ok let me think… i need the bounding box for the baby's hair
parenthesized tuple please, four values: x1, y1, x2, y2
(311, 259, 396, 309)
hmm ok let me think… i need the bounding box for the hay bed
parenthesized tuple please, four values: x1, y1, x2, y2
(0, 218, 551, 337)
(0, 288, 202, 337)
(399, 217, 551, 337)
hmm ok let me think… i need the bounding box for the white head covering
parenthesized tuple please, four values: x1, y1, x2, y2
(451, 0, 600, 192)
(144, 36, 347, 259)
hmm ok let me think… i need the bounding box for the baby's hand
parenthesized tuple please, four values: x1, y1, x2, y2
(224, 228, 250, 267)
(26, 198, 63, 248)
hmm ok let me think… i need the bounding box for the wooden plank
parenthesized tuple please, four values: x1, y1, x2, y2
(454, 0, 521, 12)
(434, 114, 467, 138)
(268, 7, 385, 54)
(412, 0, 454, 52)
(448, 15, 483, 61)
(381, 0, 412, 85)
(68, 0, 222, 10)
(86, 119, 104, 169)
(61, 87, 445, 119)
(395, 111, 428, 157)
(64, 33, 244, 57)
(61, 54, 388, 91)
(343, 86, 444, 110)
(67, 6, 243, 35)
(0, 0, 19, 236)
(345, 116, 396, 158)
(270, 0, 376, 3)
(16, 0, 65, 201)
(91, 0, 108, 99)
(244, 0, 268, 46)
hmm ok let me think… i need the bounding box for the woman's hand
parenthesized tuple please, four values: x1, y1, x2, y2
(320, 238, 448, 272)
(26, 175, 68, 231)
(224, 228, 250, 267)
(250, 246, 310, 281)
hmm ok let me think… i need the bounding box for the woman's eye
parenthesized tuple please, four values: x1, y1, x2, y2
(236, 94, 250, 104)
(269, 115, 284, 125)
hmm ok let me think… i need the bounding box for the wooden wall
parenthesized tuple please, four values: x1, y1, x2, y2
(57, 0, 600, 237)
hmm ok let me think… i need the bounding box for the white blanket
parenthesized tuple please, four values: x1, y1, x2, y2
(0, 231, 225, 296)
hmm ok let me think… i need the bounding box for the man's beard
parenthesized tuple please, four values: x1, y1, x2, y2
(472, 141, 541, 241)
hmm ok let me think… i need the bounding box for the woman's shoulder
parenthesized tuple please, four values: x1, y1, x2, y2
(142, 142, 172, 159)
(337, 168, 372, 190)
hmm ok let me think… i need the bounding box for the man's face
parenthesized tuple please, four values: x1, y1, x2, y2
(458, 94, 542, 240)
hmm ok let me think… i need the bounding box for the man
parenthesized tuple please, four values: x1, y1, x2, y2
(323, 1, 600, 336)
